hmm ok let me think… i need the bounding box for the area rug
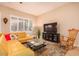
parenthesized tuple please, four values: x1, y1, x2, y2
(35, 40, 66, 56)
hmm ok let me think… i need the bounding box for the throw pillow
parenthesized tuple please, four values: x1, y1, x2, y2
(5, 34, 11, 41)
(10, 34, 17, 40)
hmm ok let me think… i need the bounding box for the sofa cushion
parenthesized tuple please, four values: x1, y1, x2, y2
(8, 40, 34, 56)
(10, 32, 33, 43)
(0, 46, 7, 56)
(0, 32, 2, 37)
(17, 32, 27, 38)
(10, 32, 26, 38)
(0, 34, 7, 45)
(0, 34, 8, 54)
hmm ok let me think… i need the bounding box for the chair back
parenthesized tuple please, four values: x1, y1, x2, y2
(66, 29, 79, 49)
(68, 29, 79, 39)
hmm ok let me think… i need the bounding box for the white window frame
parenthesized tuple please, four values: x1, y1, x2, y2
(10, 15, 33, 34)
(10, 15, 18, 32)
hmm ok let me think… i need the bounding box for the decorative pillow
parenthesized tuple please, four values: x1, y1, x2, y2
(10, 34, 17, 40)
(5, 34, 11, 41)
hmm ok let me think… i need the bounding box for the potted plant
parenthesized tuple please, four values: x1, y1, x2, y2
(37, 29, 41, 39)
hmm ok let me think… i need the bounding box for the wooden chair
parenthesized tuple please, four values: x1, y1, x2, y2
(60, 28, 79, 50)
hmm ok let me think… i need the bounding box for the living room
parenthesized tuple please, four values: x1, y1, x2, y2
(0, 2, 79, 56)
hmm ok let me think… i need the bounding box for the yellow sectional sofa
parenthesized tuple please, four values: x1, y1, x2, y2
(0, 34, 34, 56)
(10, 32, 33, 43)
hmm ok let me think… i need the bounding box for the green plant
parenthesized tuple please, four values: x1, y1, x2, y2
(37, 29, 41, 39)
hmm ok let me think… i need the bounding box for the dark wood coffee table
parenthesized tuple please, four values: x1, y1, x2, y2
(27, 41, 46, 51)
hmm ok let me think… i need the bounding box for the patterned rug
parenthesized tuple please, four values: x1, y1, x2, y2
(24, 40, 66, 56)
(35, 41, 66, 56)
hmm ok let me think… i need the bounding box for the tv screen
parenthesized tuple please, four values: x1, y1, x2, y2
(44, 22, 57, 33)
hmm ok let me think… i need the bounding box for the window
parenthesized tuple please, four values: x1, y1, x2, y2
(24, 19, 28, 31)
(28, 20, 32, 31)
(10, 16, 18, 32)
(10, 16, 33, 33)
(18, 18, 24, 31)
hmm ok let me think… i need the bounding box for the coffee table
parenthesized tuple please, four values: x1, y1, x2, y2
(27, 41, 46, 51)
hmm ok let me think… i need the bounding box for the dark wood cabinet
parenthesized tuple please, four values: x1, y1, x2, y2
(43, 32, 60, 43)
(43, 22, 60, 43)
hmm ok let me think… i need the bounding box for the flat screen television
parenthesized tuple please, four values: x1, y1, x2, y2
(44, 22, 57, 33)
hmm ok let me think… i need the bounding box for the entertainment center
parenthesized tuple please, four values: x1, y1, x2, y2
(42, 22, 60, 43)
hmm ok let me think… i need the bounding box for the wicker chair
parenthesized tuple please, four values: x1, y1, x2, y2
(60, 29, 79, 50)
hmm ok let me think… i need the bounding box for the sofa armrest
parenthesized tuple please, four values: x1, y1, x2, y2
(8, 40, 34, 56)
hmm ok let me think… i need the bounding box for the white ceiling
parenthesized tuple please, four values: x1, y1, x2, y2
(0, 2, 68, 16)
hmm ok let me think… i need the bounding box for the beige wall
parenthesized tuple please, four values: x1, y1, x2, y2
(37, 3, 79, 46)
(0, 5, 37, 34)
(0, 3, 79, 46)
